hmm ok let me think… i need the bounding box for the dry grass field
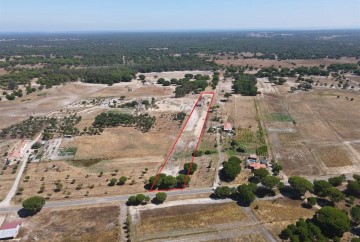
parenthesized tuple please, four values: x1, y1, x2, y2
(18, 205, 119, 242)
(73, 114, 179, 161)
(258, 81, 360, 175)
(251, 198, 315, 239)
(14, 158, 157, 202)
(132, 202, 250, 241)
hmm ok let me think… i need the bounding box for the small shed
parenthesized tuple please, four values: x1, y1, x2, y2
(0, 221, 22, 240)
(223, 122, 233, 132)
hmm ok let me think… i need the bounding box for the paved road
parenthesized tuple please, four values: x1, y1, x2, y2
(0, 187, 213, 213)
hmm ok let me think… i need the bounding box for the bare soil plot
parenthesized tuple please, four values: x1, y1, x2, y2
(133, 202, 247, 241)
(251, 198, 315, 239)
(73, 114, 179, 161)
(157, 94, 214, 179)
(91, 84, 174, 98)
(18, 205, 119, 242)
(223, 96, 258, 129)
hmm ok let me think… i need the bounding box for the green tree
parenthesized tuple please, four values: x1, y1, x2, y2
(155, 192, 167, 204)
(307, 197, 317, 207)
(288, 176, 314, 197)
(347, 180, 360, 197)
(127, 196, 137, 205)
(214, 186, 232, 198)
(138, 74, 146, 80)
(136, 194, 145, 205)
(118, 176, 127, 185)
(162, 175, 177, 189)
(221, 160, 241, 182)
(272, 163, 283, 175)
(22, 196, 46, 214)
(253, 168, 269, 182)
(237, 184, 256, 206)
(109, 178, 117, 186)
(176, 174, 190, 187)
(328, 175, 346, 187)
(184, 163, 198, 175)
(261, 176, 280, 189)
(326, 187, 345, 203)
(351, 206, 360, 224)
(313, 180, 332, 197)
(315, 206, 350, 238)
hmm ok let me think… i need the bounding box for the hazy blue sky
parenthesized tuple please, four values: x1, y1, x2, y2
(0, 0, 359, 32)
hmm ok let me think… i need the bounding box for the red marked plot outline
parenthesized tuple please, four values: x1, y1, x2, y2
(150, 92, 215, 191)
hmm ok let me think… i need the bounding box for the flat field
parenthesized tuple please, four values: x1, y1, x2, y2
(251, 198, 315, 239)
(17, 205, 119, 242)
(258, 81, 360, 176)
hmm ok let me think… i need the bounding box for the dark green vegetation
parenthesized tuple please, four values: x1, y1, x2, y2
(1, 31, 360, 90)
(93, 112, 155, 132)
(148, 173, 190, 190)
(22, 196, 46, 214)
(220, 156, 242, 182)
(0, 114, 81, 139)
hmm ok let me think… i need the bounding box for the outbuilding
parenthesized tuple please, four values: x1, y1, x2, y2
(223, 122, 233, 132)
(0, 221, 22, 240)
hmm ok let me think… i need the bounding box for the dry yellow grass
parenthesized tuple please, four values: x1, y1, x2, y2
(251, 198, 315, 238)
(18, 205, 119, 242)
(138, 203, 247, 234)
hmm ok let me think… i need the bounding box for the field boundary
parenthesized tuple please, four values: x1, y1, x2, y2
(150, 92, 215, 191)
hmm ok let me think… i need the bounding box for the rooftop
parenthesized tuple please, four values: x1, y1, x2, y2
(224, 122, 232, 131)
(1, 221, 22, 230)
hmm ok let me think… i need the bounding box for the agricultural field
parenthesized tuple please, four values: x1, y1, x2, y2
(251, 198, 315, 239)
(16, 205, 120, 242)
(130, 200, 270, 242)
(257, 79, 360, 176)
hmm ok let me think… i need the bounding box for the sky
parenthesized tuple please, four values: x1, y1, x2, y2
(0, 0, 359, 32)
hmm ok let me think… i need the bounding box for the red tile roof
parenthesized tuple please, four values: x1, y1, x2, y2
(249, 163, 267, 170)
(224, 122, 232, 131)
(1, 221, 22, 230)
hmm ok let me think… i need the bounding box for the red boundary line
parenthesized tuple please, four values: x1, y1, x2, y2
(150, 92, 215, 191)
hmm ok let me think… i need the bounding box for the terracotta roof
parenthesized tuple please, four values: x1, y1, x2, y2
(1, 221, 22, 230)
(249, 163, 267, 170)
(7, 150, 21, 159)
(224, 122, 232, 130)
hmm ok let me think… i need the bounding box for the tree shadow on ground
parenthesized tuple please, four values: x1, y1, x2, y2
(279, 186, 301, 200)
(316, 197, 334, 207)
(17, 208, 33, 218)
(255, 186, 275, 198)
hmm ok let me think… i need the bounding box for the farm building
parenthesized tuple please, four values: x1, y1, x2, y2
(0, 221, 22, 240)
(248, 163, 267, 170)
(223, 122, 233, 132)
(6, 140, 27, 163)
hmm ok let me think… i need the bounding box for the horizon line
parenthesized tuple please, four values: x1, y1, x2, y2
(1, 27, 360, 34)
